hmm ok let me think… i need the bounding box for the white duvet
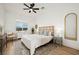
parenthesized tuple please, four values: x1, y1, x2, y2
(21, 34, 53, 55)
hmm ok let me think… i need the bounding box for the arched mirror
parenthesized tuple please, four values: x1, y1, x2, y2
(64, 13, 77, 40)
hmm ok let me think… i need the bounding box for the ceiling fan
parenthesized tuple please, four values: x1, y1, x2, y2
(23, 3, 39, 13)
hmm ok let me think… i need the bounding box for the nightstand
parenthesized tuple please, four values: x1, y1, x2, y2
(0, 36, 2, 55)
(53, 37, 63, 46)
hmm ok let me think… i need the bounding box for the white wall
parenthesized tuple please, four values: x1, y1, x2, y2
(5, 11, 16, 33)
(36, 3, 79, 50)
(0, 4, 5, 34)
(0, 4, 4, 26)
(4, 3, 37, 33)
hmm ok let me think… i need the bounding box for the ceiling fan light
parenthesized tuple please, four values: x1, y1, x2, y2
(29, 10, 31, 13)
(30, 9, 32, 11)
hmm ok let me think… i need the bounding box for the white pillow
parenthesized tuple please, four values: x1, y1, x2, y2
(48, 32, 51, 36)
(43, 31, 48, 36)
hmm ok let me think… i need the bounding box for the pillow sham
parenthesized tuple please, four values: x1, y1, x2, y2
(43, 31, 48, 36)
(39, 31, 44, 35)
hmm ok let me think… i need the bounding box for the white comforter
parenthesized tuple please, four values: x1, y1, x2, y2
(21, 34, 53, 55)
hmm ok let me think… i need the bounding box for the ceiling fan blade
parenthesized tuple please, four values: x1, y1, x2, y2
(24, 3, 30, 8)
(33, 10, 36, 13)
(33, 8, 39, 10)
(23, 8, 29, 10)
(30, 3, 35, 8)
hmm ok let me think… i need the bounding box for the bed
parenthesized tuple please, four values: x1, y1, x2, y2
(21, 26, 54, 55)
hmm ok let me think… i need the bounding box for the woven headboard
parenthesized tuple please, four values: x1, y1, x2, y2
(38, 26, 54, 36)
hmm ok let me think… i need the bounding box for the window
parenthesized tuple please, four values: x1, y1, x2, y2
(16, 21, 28, 31)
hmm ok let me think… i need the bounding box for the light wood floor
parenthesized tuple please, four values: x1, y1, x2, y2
(3, 40, 79, 55)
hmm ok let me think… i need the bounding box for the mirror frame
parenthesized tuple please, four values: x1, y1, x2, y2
(64, 13, 77, 40)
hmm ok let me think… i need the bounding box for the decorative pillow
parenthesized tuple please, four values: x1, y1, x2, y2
(43, 31, 46, 35)
(43, 31, 48, 36)
(39, 31, 43, 35)
(48, 32, 51, 36)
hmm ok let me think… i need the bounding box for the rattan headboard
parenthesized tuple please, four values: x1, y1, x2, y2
(38, 26, 54, 36)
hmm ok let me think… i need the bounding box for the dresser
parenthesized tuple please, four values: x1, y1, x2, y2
(0, 33, 7, 55)
(0, 35, 2, 54)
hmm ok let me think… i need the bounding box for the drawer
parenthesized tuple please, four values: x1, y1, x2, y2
(0, 48, 1, 50)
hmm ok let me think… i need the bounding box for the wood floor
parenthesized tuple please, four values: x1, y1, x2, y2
(3, 40, 79, 55)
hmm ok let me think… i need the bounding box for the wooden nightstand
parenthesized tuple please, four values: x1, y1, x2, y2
(0, 36, 2, 55)
(53, 37, 63, 46)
